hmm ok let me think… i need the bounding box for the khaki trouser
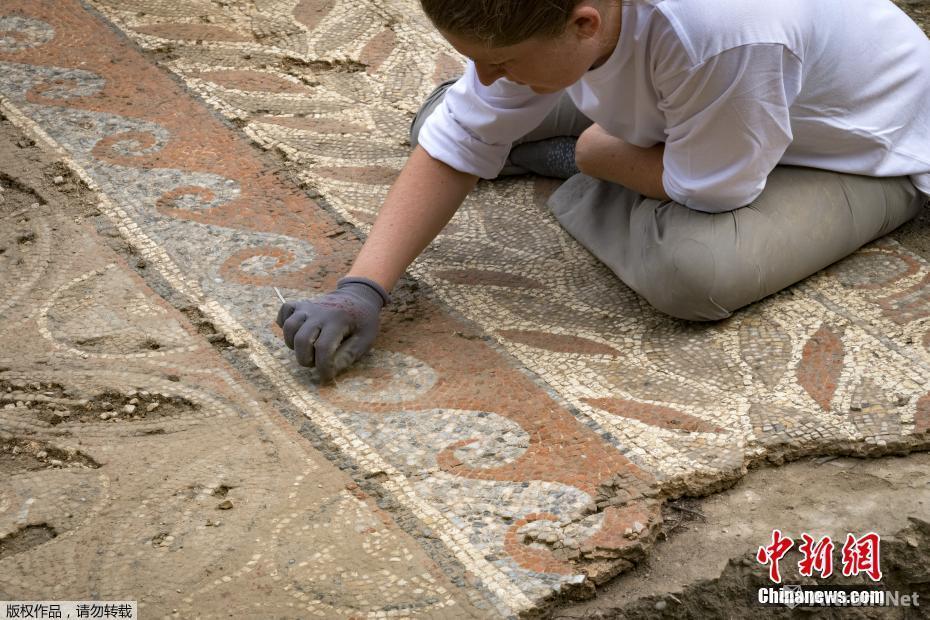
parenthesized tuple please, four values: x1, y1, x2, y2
(411, 80, 926, 321)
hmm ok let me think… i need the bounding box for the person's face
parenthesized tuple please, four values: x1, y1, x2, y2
(440, 3, 615, 94)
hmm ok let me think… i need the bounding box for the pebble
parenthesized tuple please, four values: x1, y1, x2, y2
(129, 398, 138, 405)
(123, 404, 136, 414)
(99, 412, 110, 420)
(217, 500, 233, 510)
(52, 176, 65, 185)
(49, 459, 63, 467)
(146, 403, 159, 413)
(36, 450, 47, 459)
(655, 600, 667, 611)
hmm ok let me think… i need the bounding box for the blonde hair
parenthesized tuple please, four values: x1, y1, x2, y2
(419, 0, 582, 47)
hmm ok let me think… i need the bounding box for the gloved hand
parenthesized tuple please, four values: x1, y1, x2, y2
(275, 276, 391, 382)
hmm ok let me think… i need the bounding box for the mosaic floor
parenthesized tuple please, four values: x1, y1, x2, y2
(1, 0, 929, 616)
(0, 91, 483, 617)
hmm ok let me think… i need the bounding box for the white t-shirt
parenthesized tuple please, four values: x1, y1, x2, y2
(417, 0, 930, 212)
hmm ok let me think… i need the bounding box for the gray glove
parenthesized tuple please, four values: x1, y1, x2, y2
(276, 276, 391, 382)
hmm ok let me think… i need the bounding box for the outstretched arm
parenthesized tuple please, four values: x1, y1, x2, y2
(346, 144, 478, 291)
(277, 145, 477, 381)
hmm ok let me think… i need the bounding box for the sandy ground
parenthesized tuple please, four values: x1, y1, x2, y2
(554, 454, 930, 618)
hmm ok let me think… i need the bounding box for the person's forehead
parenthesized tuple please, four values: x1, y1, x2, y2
(441, 30, 535, 62)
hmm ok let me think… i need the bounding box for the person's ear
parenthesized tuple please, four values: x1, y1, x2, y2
(568, 4, 602, 40)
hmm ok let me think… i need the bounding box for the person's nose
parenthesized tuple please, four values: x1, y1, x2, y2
(474, 61, 505, 86)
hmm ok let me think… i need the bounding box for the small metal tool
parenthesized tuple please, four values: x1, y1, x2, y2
(273, 287, 287, 304)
